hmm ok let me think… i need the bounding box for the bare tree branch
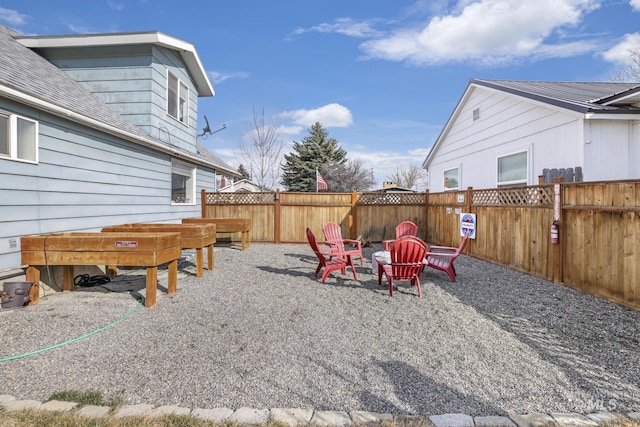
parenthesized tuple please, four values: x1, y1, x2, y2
(387, 165, 425, 190)
(238, 107, 284, 190)
(611, 47, 640, 82)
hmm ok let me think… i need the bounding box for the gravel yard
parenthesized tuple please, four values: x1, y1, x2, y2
(1, 243, 639, 417)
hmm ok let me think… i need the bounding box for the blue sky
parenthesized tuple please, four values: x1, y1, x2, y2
(1, 0, 640, 189)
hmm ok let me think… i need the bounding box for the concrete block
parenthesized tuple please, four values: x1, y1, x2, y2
(475, 415, 517, 427)
(271, 408, 315, 426)
(76, 405, 112, 418)
(229, 407, 270, 424)
(311, 410, 353, 426)
(40, 400, 78, 412)
(628, 413, 640, 420)
(192, 407, 234, 421)
(114, 403, 154, 418)
(350, 410, 394, 424)
(550, 413, 598, 426)
(3, 399, 42, 412)
(430, 413, 474, 427)
(510, 413, 556, 427)
(148, 404, 191, 417)
(0, 395, 16, 405)
(585, 412, 629, 425)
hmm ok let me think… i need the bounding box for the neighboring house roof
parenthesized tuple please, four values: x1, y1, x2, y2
(372, 185, 415, 193)
(219, 179, 266, 192)
(472, 79, 640, 114)
(16, 30, 214, 97)
(423, 79, 640, 169)
(0, 24, 237, 176)
(196, 143, 237, 174)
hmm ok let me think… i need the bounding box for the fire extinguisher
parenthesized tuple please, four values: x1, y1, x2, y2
(551, 221, 559, 244)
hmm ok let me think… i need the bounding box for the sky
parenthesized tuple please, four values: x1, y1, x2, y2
(1, 0, 640, 190)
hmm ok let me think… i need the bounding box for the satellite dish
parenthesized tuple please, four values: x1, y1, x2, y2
(197, 115, 227, 138)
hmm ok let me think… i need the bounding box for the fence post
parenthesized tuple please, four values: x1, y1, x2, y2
(274, 189, 281, 244)
(424, 191, 429, 242)
(552, 178, 564, 283)
(201, 189, 207, 218)
(350, 190, 358, 240)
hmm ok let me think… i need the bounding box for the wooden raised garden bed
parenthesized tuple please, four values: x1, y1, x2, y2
(21, 232, 181, 308)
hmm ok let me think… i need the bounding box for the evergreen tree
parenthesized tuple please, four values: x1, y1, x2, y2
(237, 164, 251, 180)
(280, 122, 347, 191)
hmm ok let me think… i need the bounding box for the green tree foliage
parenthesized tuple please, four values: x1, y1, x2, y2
(280, 122, 347, 191)
(237, 164, 251, 180)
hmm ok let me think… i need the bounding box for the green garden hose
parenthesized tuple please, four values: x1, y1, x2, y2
(0, 292, 144, 362)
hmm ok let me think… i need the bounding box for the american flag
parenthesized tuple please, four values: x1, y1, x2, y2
(316, 169, 328, 191)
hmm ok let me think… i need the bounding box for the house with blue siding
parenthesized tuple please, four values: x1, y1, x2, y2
(0, 24, 239, 276)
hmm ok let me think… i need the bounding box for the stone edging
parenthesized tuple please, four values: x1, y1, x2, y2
(1, 395, 639, 426)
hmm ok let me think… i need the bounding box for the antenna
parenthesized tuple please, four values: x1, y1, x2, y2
(197, 115, 227, 138)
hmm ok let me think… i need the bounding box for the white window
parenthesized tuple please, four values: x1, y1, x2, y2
(444, 167, 459, 191)
(171, 161, 195, 204)
(497, 151, 528, 187)
(167, 71, 189, 125)
(0, 112, 38, 163)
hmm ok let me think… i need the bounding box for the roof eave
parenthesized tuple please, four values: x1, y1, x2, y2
(16, 31, 215, 97)
(0, 83, 237, 173)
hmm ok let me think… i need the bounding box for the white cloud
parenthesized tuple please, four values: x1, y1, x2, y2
(359, 0, 601, 66)
(291, 18, 382, 39)
(107, 1, 124, 11)
(631, 0, 640, 11)
(277, 103, 353, 128)
(209, 70, 250, 84)
(276, 125, 305, 136)
(0, 7, 27, 26)
(602, 33, 640, 64)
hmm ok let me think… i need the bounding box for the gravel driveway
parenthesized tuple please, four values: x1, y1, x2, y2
(1, 243, 639, 417)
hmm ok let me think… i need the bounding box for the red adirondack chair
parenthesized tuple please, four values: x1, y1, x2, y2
(322, 221, 364, 265)
(383, 221, 419, 250)
(306, 228, 358, 283)
(423, 232, 469, 282)
(378, 236, 427, 297)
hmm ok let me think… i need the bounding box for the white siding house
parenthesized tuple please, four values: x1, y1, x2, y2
(0, 25, 238, 274)
(423, 79, 640, 192)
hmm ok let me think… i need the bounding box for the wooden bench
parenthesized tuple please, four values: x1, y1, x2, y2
(102, 223, 216, 277)
(21, 232, 181, 308)
(182, 218, 251, 250)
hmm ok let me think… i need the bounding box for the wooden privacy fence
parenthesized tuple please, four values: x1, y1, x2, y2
(201, 181, 640, 310)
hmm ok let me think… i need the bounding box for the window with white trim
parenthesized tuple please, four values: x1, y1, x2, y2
(171, 161, 195, 204)
(167, 71, 189, 125)
(0, 112, 38, 163)
(443, 167, 459, 191)
(497, 151, 527, 187)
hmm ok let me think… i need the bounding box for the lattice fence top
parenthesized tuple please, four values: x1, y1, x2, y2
(472, 186, 553, 206)
(358, 192, 425, 205)
(205, 192, 275, 205)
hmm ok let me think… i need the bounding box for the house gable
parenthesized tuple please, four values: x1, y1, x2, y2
(20, 33, 209, 155)
(424, 79, 640, 191)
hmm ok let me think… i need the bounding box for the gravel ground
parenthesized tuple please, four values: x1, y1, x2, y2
(1, 243, 639, 417)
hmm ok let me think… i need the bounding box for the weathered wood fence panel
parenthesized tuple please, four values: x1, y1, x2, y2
(561, 181, 640, 308)
(202, 191, 275, 242)
(279, 192, 353, 243)
(356, 193, 426, 243)
(423, 191, 463, 247)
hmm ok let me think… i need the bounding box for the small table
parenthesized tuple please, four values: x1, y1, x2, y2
(372, 251, 390, 274)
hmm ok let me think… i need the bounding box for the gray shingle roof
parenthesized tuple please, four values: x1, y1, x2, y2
(0, 24, 238, 176)
(472, 79, 640, 113)
(0, 25, 150, 139)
